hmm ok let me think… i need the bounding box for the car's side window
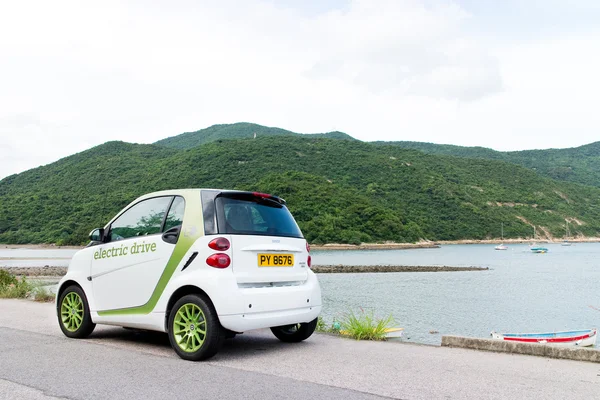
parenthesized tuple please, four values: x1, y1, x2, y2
(164, 196, 185, 231)
(109, 197, 173, 241)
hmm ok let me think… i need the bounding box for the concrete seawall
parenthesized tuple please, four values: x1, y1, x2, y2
(442, 335, 600, 363)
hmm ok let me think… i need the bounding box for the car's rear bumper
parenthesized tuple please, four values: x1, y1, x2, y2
(219, 305, 322, 332)
(215, 271, 322, 332)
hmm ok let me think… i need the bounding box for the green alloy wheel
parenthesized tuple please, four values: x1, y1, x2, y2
(61, 292, 84, 332)
(173, 303, 206, 352)
(168, 294, 224, 361)
(57, 285, 96, 338)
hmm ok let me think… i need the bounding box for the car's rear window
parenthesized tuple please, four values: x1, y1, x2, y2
(215, 195, 303, 238)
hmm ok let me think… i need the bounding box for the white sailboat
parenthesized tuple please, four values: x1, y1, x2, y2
(495, 223, 508, 250)
(561, 221, 572, 246)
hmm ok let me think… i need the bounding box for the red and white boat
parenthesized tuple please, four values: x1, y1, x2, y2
(491, 328, 597, 347)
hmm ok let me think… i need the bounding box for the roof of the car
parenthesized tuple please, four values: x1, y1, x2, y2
(134, 188, 242, 202)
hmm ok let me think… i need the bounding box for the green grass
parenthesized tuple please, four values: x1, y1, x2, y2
(339, 309, 395, 341)
(317, 309, 396, 341)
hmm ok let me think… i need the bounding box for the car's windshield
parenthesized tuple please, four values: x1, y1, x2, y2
(215, 195, 303, 238)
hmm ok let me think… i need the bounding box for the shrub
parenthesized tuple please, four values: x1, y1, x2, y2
(0, 269, 18, 287)
(0, 269, 35, 299)
(340, 309, 394, 341)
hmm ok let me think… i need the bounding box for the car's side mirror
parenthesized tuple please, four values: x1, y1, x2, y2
(89, 228, 105, 243)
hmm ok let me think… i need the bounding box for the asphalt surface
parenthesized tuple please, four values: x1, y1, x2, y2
(1, 300, 599, 399)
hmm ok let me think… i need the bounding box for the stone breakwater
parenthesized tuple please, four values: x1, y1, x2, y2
(3, 265, 489, 277)
(311, 265, 488, 273)
(1, 266, 67, 277)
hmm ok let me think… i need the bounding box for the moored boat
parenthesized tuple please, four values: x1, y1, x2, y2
(561, 221, 572, 246)
(491, 328, 597, 347)
(530, 226, 548, 253)
(530, 246, 548, 253)
(495, 223, 508, 250)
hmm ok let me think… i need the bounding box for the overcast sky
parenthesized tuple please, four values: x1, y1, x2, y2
(1, 0, 599, 179)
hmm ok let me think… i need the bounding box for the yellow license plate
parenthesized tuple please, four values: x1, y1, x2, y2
(258, 253, 294, 267)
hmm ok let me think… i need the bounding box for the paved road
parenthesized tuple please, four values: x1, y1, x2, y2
(1, 300, 599, 399)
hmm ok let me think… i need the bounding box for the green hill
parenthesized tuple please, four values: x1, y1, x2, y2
(157, 122, 600, 188)
(378, 141, 600, 188)
(1, 136, 599, 245)
(155, 122, 356, 149)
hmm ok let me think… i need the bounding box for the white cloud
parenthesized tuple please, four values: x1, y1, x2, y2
(0, 0, 598, 178)
(306, 0, 502, 101)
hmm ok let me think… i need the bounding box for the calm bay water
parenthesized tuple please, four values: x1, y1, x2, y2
(313, 243, 600, 345)
(2, 244, 599, 345)
(0, 248, 76, 267)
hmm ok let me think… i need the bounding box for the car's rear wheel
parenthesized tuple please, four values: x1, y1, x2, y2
(270, 318, 318, 343)
(57, 285, 96, 338)
(168, 294, 224, 361)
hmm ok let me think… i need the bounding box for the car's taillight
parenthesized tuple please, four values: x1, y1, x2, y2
(206, 253, 230, 269)
(208, 237, 230, 251)
(306, 241, 310, 253)
(252, 192, 285, 204)
(253, 192, 273, 199)
(307, 255, 312, 268)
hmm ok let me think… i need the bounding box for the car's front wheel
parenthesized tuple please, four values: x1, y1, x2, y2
(57, 285, 96, 338)
(270, 318, 318, 343)
(168, 294, 224, 361)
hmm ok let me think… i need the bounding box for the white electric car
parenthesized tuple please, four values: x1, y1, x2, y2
(56, 189, 322, 360)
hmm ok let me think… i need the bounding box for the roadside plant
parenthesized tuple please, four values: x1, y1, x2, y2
(34, 287, 56, 302)
(0, 269, 17, 287)
(316, 316, 342, 333)
(0, 270, 34, 299)
(316, 316, 328, 332)
(340, 308, 394, 341)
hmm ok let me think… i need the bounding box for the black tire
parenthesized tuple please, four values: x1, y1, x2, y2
(57, 285, 96, 338)
(270, 318, 318, 343)
(167, 294, 224, 361)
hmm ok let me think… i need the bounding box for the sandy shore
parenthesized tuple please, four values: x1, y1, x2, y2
(311, 242, 440, 250)
(313, 237, 600, 249)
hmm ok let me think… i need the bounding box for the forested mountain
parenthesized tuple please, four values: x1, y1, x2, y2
(378, 141, 600, 188)
(1, 135, 599, 245)
(157, 123, 600, 188)
(155, 122, 355, 149)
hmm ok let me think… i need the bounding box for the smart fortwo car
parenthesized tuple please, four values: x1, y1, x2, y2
(56, 189, 322, 360)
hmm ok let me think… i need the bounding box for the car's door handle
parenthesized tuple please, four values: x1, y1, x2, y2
(162, 226, 181, 244)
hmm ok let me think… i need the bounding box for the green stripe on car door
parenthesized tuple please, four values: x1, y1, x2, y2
(97, 196, 203, 316)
